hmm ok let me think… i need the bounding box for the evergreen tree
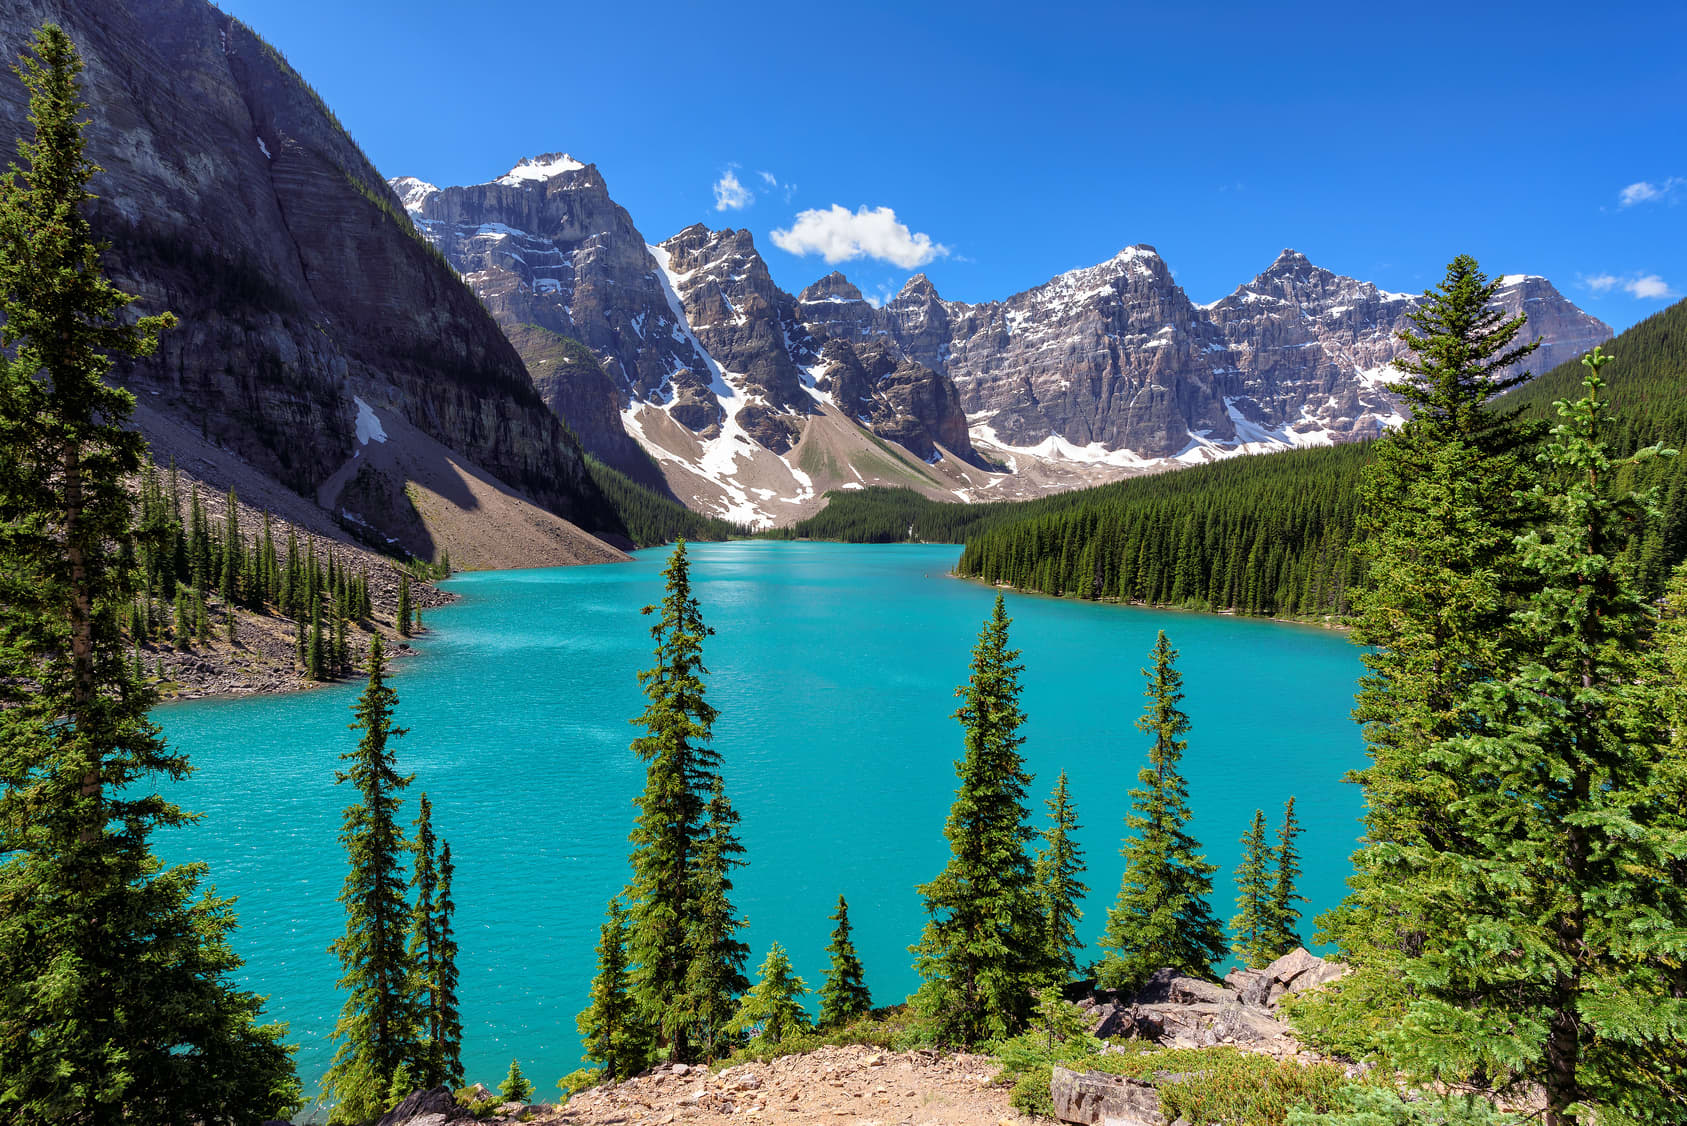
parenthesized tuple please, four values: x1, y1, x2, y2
(728, 943, 811, 1045)
(407, 794, 453, 1088)
(1315, 256, 1542, 1038)
(220, 487, 240, 606)
(0, 24, 298, 1122)
(577, 897, 652, 1080)
(324, 635, 419, 1123)
(396, 572, 412, 638)
(1032, 770, 1088, 985)
(679, 777, 750, 1061)
(817, 895, 872, 1029)
(433, 842, 463, 1088)
(1263, 796, 1304, 960)
(623, 540, 721, 1061)
(1230, 809, 1275, 968)
(1096, 631, 1227, 991)
(499, 1059, 532, 1104)
(910, 594, 1042, 1044)
(1376, 349, 1687, 1126)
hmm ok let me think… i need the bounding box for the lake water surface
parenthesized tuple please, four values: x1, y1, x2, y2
(153, 541, 1366, 1096)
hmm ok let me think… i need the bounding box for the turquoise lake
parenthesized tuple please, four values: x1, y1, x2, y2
(153, 541, 1366, 1097)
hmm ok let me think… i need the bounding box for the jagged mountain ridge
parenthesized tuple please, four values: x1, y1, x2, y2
(0, 0, 620, 562)
(395, 154, 1611, 527)
(400, 161, 993, 527)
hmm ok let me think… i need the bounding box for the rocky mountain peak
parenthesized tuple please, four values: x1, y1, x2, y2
(799, 271, 865, 304)
(389, 176, 438, 212)
(897, 273, 942, 301)
(493, 152, 588, 187)
(1260, 248, 1314, 278)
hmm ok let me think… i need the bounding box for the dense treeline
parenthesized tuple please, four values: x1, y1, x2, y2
(956, 445, 1370, 617)
(584, 456, 745, 547)
(130, 465, 378, 680)
(950, 295, 1687, 617)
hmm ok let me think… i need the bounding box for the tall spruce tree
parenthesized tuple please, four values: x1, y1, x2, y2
(679, 777, 750, 1061)
(325, 635, 420, 1123)
(396, 572, 412, 638)
(817, 895, 872, 1029)
(1376, 350, 1687, 1126)
(911, 594, 1042, 1044)
(1313, 256, 1542, 1043)
(1230, 809, 1275, 968)
(577, 898, 652, 1081)
(432, 842, 463, 1088)
(406, 794, 455, 1088)
(728, 943, 811, 1046)
(1096, 631, 1227, 991)
(623, 540, 722, 1062)
(1262, 796, 1304, 960)
(0, 24, 298, 1122)
(1032, 771, 1088, 985)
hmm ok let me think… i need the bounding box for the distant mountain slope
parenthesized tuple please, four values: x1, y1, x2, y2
(0, 0, 620, 561)
(395, 155, 1608, 529)
(803, 296, 1683, 619)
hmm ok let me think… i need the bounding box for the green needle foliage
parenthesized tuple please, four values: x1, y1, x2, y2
(1231, 809, 1275, 968)
(407, 794, 460, 1089)
(396, 573, 412, 638)
(1264, 797, 1304, 960)
(499, 1059, 532, 1104)
(818, 895, 872, 1029)
(432, 841, 463, 1088)
(622, 540, 747, 1062)
(0, 23, 298, 1123)
(1097, 631, 1227, 991)
(578, 897, 652, 1080)
(1308, 255, 1546, 1057)
(325, 635, 420, 1123)
(1377, 350, 1687, 1126)
(729, 943, 812, 1046)
(1033, 771, 1088, 985)
(679, 777, 750, 1061)
(911, 594, 1042, 1044)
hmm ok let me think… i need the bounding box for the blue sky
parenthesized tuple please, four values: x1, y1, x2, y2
(223, 0, 1682, 331)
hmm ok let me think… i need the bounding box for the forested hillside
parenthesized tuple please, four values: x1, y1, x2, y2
(947, 297, 1686, 617)
(777, 298, 1687, 619)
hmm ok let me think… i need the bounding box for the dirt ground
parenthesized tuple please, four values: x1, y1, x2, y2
(541, 1046, 1025, 1126)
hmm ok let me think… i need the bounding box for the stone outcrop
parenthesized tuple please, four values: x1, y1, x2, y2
(0, 0, 612, 548)
(1079, 948, 1347, 1055)
(1049, 1068, 1165, 1126)
(374, 1086, 476, 1126)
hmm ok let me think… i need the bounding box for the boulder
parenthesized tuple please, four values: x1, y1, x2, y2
(1224, 967, 1274, 1009)
(1049, 1067, 1165, 1126)
(1263, 947, 1349, 1002)
(1133, 968, 1231, 1007)
(374, 1085, 476, 1126)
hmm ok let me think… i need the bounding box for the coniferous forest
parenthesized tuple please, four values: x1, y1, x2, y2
(1, 20, 1684, 1126)
(782, 297, 1687, 622)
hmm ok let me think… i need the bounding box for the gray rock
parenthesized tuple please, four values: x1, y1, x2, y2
(1049, 1067, 1165, 1126)
(1133, 968, 1232, 1007)
(374, 1085, 476, 1126)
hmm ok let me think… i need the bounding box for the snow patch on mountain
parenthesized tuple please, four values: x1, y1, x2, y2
(496, 153, 585, 186)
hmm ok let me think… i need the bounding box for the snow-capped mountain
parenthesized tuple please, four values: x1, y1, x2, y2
(392, 156, 1611, 528)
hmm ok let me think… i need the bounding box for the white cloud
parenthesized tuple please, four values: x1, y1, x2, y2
(756, 170, 796, 201)
(713, 171, 754, 212)
(1582, 271, 1677, 299)
(1627, 274, 1677, 299)
(1618, 177, 1683, 207)
(771, 205, 949, 269)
